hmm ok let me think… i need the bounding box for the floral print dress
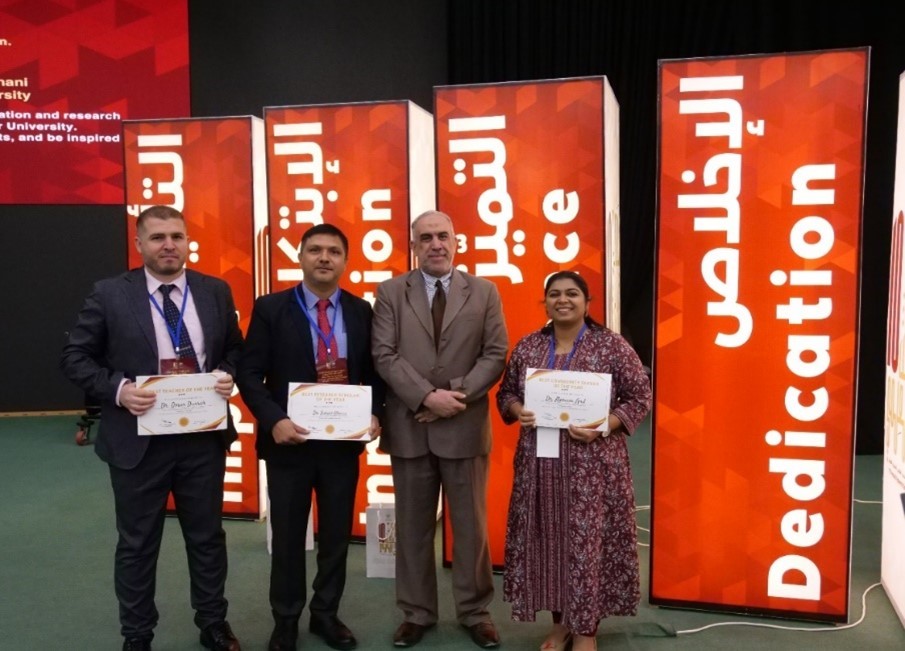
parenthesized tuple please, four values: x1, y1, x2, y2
(497, 326, 652, 635)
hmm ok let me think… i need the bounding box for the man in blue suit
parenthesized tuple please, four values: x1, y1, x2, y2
(237, 223, 383, 651)
(60, 205, 244, 651)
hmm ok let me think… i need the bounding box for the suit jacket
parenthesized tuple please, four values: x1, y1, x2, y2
(372, 269, 508, 459)
(60, 268, 244, 470)
(236, 286, 384, 464)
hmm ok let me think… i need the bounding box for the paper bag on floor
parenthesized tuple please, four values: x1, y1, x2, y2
(366, 503, 396, 578)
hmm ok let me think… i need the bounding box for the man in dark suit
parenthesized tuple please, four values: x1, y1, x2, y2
(60, 205, 244, 651)
(372, 210, 508, 648)
(236, 223, 383, 651)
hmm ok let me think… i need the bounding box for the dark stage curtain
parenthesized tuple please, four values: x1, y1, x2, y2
(446, 0, 904, 453)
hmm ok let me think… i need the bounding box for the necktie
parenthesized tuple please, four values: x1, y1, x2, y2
(431, 279, 446, 350)
(316, 298, 336, 364)
(159, 284, 200, 372)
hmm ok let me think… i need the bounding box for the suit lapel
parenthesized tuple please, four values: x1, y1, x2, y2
(125, 269, 159, 359)
(289, 285, 317, 370)
(187, 271, 218, 362)
(340, 291, 362, 374)
(405, 271, 434, 339)
(442, 270, 470, 333)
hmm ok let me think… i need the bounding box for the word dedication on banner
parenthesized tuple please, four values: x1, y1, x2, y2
(882, 70, 905, 629)
(264, 100, 435, 538)
(435, 76, 620, 567)
(123, 116, 268, 518)
(651, 48, 868, 622)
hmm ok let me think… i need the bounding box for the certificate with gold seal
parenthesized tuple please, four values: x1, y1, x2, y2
(287, 383, 372, 441)
(524, 369, 612, 430)
(136, 374, 228, 435)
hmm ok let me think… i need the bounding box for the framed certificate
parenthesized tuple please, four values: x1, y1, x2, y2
(136, 374, 228, 435)
(287, 383, 372, 441)
(524, 368, 612, 430)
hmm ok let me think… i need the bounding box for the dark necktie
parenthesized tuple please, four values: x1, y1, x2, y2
(316, 298, 336, 364)
(431, 279, 446, 350)
(159, 284, 200, 372)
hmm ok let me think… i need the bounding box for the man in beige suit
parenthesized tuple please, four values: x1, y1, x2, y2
(372, 210, 508, 649)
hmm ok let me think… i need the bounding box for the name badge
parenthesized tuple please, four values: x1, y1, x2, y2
(317, 357, 349, 384)
(160, 358, 197, 375)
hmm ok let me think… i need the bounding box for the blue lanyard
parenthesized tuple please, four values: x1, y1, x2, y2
(546, 324, 587, 370)
(294, 286, 339, 356)
(148, 283, 191, 354)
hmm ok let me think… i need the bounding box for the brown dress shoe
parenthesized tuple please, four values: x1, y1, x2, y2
(200, 620, 241, 651)
(393, 622, 432, 647)
(466, 621, 501, 648)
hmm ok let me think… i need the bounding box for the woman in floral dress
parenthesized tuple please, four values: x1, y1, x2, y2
(497, 271, 652, 651)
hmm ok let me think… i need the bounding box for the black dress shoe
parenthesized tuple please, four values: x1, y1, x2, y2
(309, 614, 357, 650)
(465, 621, 501, 648)
(122, 639, 151, 651)
(393, 622, 432, 647)
(200, 620, 241, 651)
(268, 617, 298, 651)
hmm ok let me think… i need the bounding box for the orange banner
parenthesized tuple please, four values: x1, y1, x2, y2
(651, 49, 868, 621)
(123, 116, 266, 518)
(435, 77, 619, 566)
(264, 101, 435, 538)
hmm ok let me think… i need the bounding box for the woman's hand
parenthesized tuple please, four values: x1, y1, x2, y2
(510, 401, 536, 428)
(568, 413, 622, 442)
(568, 423, 608, 443)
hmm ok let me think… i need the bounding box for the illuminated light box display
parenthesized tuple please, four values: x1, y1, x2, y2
(434, 76, 620, 566)
(882, 70, 905, 630)
(123, 116, 267, 517)
(264, 100, 435, 538)
(651, 48, 868, 622)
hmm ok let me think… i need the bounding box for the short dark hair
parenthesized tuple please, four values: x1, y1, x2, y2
(299, 223, 349, 257)
(136, 205, 185, 234)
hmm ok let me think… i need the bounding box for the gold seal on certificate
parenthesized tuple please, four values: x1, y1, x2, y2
(136, 374, 228, 435)
(524, 368, 612, 430)
(287, 383, 372, 441)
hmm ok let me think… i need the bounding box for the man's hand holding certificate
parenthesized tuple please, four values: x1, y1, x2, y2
(287, 383, 373, 441)
(524, 369, 612, 430)
(136, 373, 229, 435)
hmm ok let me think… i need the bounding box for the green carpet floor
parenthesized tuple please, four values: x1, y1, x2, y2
(1, 416, 901, 650)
